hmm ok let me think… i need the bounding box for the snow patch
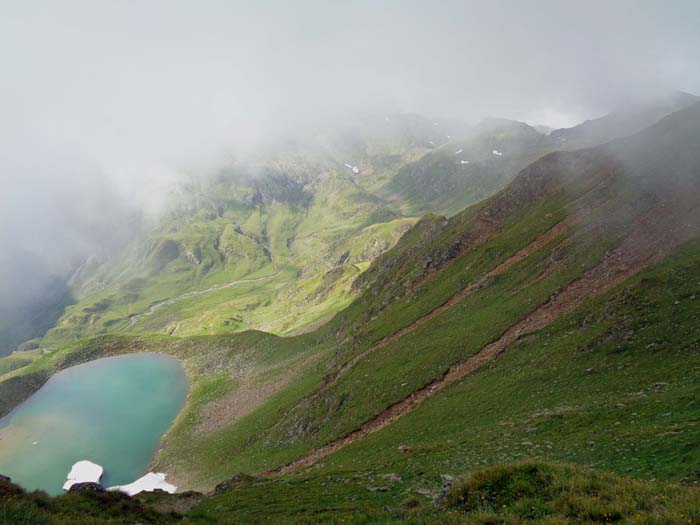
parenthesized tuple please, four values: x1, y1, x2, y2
(63, 460, 103, 490)
(460, 160, 470, 165)
(108, 472, 177, 496)
(343, 163, 360, 174)
(492, 149, 503, 156)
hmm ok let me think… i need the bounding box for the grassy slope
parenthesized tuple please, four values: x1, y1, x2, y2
(4, 104, 699, 492)
(369, 119, 553, 217)
(2, 106, 700, 523)
(8, 101, 694, 356)
(183, 239, 700, 524)
(36, 116, 555, 350)
(184, 107, 700, 520)
(0, 330, 329, 491)
(71, 143, 651, 489)
(3, 460, 699, 524)
(41, 169, 413, 347)
(318, 240, 700, 477)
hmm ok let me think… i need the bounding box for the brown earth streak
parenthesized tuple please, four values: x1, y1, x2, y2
(318, 217, 574, 396)
(196, 349, 328, 436)
(197, 377, 292, 436)
(266, 206, 698, 476)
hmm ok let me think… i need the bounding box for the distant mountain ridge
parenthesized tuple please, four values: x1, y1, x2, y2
(550, 90, 700, 148)
(2, 96, 700, 524)
(4, 93, 698, 354)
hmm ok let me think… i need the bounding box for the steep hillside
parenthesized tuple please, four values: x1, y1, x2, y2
(374, 118, 554, 216)
(177, 101, 694, 490)
(550, 90, 700, 148)
(8, 99, 693, 354)
(25, 114, 476, 350)
(242, 104, 700, 482)
(39, 161, 415, 347)
(186, 103, 700, 523)
(34, 113, 551, 349)
(2, 460, 700, 524)
(1, 104, 699, 523)
(356, 94, 699, 220)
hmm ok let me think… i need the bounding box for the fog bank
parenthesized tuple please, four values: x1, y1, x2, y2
(1, 0, 699, 296)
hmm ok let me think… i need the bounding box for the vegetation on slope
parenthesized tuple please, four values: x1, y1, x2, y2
(1, 103, 700, 523)
(377, 118, 554, 216)
(309, 239, 700, 483)
(3, 460, 699, 524)
(4, 96, 694, 356)
(41, 166, 413, 347)
(0, 330, 329, 490)
(34, 113, 471, 350)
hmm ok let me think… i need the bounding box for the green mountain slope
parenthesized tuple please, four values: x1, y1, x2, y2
(41, 161, 415, 347)
(377, 92, 700, 219)
(2, 103, 700, 523)
(6, 97, 694, 355)
(2, 460, 699, 524)
(35, 113, 552, 349)
(373, 118, 554, 216)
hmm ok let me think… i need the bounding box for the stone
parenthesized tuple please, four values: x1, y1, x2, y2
(381, 473, 402, 483)
(68, 482, 105, 493)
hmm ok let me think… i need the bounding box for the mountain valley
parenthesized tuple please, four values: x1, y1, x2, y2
(2, 95, 700, 523)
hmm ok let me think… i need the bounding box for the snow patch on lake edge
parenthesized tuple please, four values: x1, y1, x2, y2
(62, 460, 103, 490)
(63, 461, 177, 495)
(108, 472, 177, 496)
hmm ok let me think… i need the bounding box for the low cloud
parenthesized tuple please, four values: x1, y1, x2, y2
(1, 0, 699, 278)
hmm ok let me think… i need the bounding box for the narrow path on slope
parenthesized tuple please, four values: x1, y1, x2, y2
(129, 272, 281, 326)
(266, 210, 690, 476)
(317, 218, 574, 395)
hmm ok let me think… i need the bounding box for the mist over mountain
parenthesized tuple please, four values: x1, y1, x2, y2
(2, 1, 700, 353)
(2, 0, 699, 265)
(550, 91, 700, 148)
(3, 4, 700, 522)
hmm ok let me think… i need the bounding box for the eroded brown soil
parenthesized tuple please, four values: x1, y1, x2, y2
(267, 204, 699, 476)
(319, 218, 574, 396)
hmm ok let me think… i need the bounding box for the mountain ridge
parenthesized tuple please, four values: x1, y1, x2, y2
(5, 93, 697, 356)
(2, 98, 700, 523)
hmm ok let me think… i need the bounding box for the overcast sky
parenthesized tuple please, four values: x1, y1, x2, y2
(1, 0, 700, 275)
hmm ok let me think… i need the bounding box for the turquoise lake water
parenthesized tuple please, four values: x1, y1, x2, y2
(0, 353, 187, 495)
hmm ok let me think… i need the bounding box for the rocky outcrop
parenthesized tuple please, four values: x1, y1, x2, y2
(214, 473, 257, 495)
(68, 482, 105, 492)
